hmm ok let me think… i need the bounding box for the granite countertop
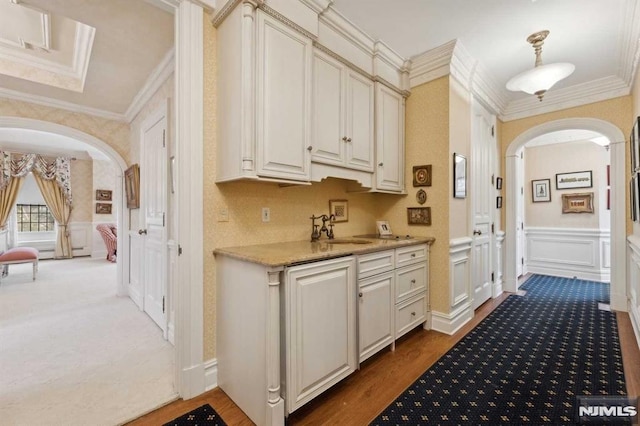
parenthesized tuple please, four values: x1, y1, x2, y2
(213, 236, 435, 267)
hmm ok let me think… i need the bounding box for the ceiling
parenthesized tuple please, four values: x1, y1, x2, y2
(333, 0, 640, 114)
(0, 0, 173, 118)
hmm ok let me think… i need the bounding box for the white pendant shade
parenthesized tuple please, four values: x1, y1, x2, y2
(506, 62, 575, 94)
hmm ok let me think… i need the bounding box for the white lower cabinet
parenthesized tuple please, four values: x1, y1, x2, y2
(356, 244, 429, 363)
(284, 256, 357, 414)
(358, 271, 394, 362)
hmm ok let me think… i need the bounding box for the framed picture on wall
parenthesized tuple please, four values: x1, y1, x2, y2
(453, 153, 466, 198)
(124, 164, 140, 209)
(556, 170, 592, 190)
(95, 203, 112, 214)
(531, 179, 551, 202)
(561, 192, 594, 214)
(95, 189, 112, 201)
(631, 117, 640, 173)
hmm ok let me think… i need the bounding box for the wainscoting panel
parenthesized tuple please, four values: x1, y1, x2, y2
(495, 231, 505, 296)
(628, 235, 640, 348)
(128, 231, 143, 310)
(70, 222, 92, 257)
(0, 228, 8, 253)
(432, 238, 473, 335)
(525, 227, 610, 282)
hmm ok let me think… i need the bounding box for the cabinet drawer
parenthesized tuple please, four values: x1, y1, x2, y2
(357, 249, 394, 279)
(395, 263, 427, 303)
(395, 244, 428, 268)
(395, 293, 426, 339)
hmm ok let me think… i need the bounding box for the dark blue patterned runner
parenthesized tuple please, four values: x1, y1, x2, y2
(371, 275, 627, 425)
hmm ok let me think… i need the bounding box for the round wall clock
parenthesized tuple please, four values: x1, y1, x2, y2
(416, 189, 427, 205)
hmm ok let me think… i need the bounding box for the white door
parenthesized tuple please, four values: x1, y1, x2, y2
(375, 83, 405, 192)
(516, 148, 525, 277)
(471, 100, 494, 310)
(345, 70, 374, 171)
(140, 102, 169, 336)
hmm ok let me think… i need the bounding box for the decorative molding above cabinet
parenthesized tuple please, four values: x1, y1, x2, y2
(214, 0, 410, 192)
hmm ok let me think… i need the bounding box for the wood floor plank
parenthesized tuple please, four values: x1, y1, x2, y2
(128, 292, 640, 426)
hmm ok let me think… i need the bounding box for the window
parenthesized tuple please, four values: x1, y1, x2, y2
(16, 204, 55, 232)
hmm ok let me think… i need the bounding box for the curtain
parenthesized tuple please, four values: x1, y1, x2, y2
(33, 173, 73, 259)
(0, 177, 24, 229)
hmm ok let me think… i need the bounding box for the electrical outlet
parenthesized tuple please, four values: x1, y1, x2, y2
(217, 208, 229, 222)
(262, 207, 270, 223)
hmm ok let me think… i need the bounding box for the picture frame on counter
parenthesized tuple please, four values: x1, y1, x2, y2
(377, 220, 392, 236)
(453, 153, 466, 199)
(329, 199, 348, 222)
(556, 170, 592, 190)
(407, 207, 431, 225)
(531, 179, 551, 202)
(561, 192, 594, 214)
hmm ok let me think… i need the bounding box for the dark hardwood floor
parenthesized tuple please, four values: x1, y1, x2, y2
(128, 291, 640, 426)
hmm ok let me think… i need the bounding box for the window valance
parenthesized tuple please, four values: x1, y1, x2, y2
(0, 151, 73, 206)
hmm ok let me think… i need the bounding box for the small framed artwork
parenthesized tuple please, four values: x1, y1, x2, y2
(531, 179, 551, 202)
(329, 199, 348, 222)
(556, 170, 593, 190)
(96, 189, 112, 201)
(407, 207, 431, 225)
(496, 196, 503, 209)
(413, 165, 432, 187)
(631, 117, 640, 173)
(416, 189, 427, 205)
(95, 203, 112, 214)
(453, 153, 467, 199)
(496, 177, 503, 190)
(561, 192, 594, 214)
(124, 164, 140, 209)
(376, 220, 392, 236)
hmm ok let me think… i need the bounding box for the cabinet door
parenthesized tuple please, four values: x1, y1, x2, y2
(311, 50, 345, 166)
(345, 70, 374, 171)
(359, 272, 394, 362)
(256, 11, 312, 181)
(285, 256, 357, 414)
(375, 83, 405, 192)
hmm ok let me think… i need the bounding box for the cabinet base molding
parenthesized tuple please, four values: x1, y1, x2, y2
(430, 303, 472, 335)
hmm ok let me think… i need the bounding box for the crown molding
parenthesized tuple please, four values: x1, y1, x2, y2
(319, 6, 375, 58)
(409, 39, 456, 88)
(125, 47, 175, 122)
(500, 75, 630, 122)
(72, 24, 97, 92)
(449, 40, 474, 91)
(618, 0, 640, 86)
(0, 87, 126, 122)
(471, 61, 507, 116)
(300, 0, 333, 14)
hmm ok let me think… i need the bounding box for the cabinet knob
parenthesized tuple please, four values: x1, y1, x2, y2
(358, 292, 363, 298)
(378, 162, 383, 167)
(346, 137, 352, 142)
(411, 311, 416, 316)
(411, 279, 416, 284)
(342, 136, 348, 142)
(411, 253, 416, 258)
(307, 146, 313, 151)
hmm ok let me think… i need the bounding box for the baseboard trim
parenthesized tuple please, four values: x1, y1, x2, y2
(204, 358, 218, 391)
(181, 362, 206, 399)
(431, 303, 473, 335)
(526, 266, 610, 283)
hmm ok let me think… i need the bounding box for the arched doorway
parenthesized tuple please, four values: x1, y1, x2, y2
(505, 118, 627, 311)
(0, 117, 129, 294)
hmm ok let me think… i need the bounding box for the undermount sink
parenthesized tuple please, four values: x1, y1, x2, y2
(327, 239, 373, 245)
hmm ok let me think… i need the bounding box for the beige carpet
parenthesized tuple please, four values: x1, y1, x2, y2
(0, 257, 176, 426)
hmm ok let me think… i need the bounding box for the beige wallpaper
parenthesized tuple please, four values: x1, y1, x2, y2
(92, 160, 117, 223)
(377, 76, 451, 315)
(525, 141, 609, 228)
(0, 98, 130, 164)
(448, 77, 471, 240)
(500, 96, 632, 235)
(70, 159, 93, 223)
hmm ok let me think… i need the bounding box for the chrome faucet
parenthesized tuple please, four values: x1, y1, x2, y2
(310, 214, 335, 241)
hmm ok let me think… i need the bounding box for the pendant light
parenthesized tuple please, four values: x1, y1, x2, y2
(506, 30, 575, 101)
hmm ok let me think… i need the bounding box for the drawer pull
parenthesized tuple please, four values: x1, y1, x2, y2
(411, 311, 416, 316)
(411, 279, 416, 284)
(359, 292, 363, 298)
(411, 253, 416, 258)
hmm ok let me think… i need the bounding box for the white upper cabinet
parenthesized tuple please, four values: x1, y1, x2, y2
(375, 83, 405, 193)
(216, 5, 312, 184)
(311, 50, 374, 172)
(256, 10, 313, 181)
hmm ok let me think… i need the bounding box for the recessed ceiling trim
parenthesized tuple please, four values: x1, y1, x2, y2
(409, 39, 457, 88)
(501, 75, 630, 122)
(71, 23, 97, 91)
(0, 86, 126, 122)
(617, 0, 640, 85)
